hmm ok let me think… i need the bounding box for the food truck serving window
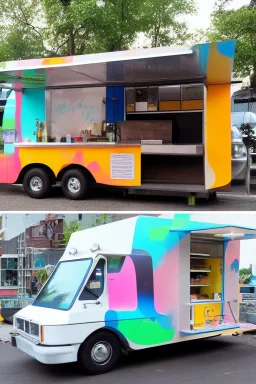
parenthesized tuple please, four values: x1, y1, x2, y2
(33, 258, 92, 310)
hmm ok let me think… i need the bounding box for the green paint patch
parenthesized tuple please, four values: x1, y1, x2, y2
(117, 318, 175, 345)
(149, 226, 170, 241)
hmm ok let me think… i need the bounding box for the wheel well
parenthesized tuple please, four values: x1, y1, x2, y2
(79, 327, 130, 352)
(57, 165, 96, 183)
(16, 164, 56, 184)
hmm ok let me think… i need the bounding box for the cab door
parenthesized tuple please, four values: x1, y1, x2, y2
(78, 257, 108, 322)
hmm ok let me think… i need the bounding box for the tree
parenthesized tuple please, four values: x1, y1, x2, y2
(0, 0, 196, 61)
(63, 220, 81, 245)
(239, 122, 256, 195)
(91, 214, 123, 227)
(207, 4, 256, 89)
(239, 267, 252, 284)
(142, 0, 195, 48)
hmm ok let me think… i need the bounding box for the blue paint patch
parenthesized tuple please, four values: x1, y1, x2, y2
(191, 43, 210, 74)
(231, 259, 239, 273)
(217, 41, 236, 59)
(21, 90, 45, 142)
(132, 217, 187, 269)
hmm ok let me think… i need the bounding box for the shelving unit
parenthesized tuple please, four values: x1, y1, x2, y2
(189, 238, 224, 332)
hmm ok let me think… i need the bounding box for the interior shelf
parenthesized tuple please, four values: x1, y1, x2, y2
(190, 253, 210, 257)
(190, 284, 210, 287)
(187, 300, 224, 305)
(190, 269, 211, 273)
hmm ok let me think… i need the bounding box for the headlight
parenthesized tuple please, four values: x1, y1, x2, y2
(232, 143, 247, 159)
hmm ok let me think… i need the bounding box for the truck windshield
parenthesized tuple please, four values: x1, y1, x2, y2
(33, 258, 92, 310)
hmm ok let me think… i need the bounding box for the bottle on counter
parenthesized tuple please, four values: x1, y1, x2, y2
(66, 134, 71, 143)
(42, 123, 48, 142)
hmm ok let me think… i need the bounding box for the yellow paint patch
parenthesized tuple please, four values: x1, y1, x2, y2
(42, 57, 73, 66)
(18, 145, 141, 187)
(207, 43, 232, 85)
(205, 84, 231, 189)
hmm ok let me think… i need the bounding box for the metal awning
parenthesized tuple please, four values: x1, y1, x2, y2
(0, 40, 235, 90)
(169, 222, 256, 241)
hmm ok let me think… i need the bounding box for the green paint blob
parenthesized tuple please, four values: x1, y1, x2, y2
(117, 318, 175, 345)
(149, 226, 170, 241)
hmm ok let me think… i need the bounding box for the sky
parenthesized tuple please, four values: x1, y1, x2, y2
(188, 0, 250, 31)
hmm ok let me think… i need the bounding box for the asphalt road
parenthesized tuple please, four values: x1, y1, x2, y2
(1, 183, 256, 211)
(1, 335, 256, 384)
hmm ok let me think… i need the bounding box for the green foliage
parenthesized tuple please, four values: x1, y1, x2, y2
(206, 4, 256, 88)
(240, 122, 256, 150)
(35, 269, 48, 285)
(0, 0, 196, 60)
(239, 267, 252, 284)
(63, 220, 81, 245)
(142, 0, 195, 48)
(91, 214, 123, 227)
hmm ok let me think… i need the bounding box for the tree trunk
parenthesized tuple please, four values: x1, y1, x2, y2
(68, 27, 75, 56)
(246, 147, 251, 195)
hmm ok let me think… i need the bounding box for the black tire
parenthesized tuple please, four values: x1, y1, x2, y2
(23, 168, 51, 199)
(78, 331, 121, 375)
(61, 169, 91, 200)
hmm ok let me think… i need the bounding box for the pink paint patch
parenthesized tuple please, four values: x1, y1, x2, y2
(225, 241, 240, 302)
(15, 85, 22, 142)
(72, 150, 85, 164)
(7, 150, 22, 183)
(87, 161, 101, 173)
(153, 246, 180, 315)
(108, 256, 137, 311)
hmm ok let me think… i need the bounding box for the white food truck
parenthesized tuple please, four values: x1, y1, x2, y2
(11, 216, 256, 374)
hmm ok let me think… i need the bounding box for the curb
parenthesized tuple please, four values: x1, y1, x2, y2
(217, 193, 256, 201)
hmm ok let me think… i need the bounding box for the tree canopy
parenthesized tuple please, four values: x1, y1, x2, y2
(0, 0, 196, 60)
(206, 2, 256, 89)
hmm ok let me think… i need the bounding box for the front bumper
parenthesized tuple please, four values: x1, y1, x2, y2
(13, 334, 79, 365)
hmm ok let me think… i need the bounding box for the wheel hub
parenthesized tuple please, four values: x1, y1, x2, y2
(91, 342, 112, 365)
(30, 176, 43, 192)
(67, 177, 81, 193)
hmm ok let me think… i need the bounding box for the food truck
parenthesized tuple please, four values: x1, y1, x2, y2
(0, 40, 235, 201)
(11, 215, 256, 374)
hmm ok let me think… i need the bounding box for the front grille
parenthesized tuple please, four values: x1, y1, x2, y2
(16, 317, 39, 338)
(25, 320, 30, 333)
(30, 322, 39, 337)
(16, 318, 24, 331)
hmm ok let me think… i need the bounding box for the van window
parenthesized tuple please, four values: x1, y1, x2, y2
(107, 257, 125, 273)
(79, 259, 105, 301)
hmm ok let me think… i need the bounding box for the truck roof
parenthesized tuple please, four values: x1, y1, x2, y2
(60, 215, 256, 263)
(0, 41, 235, 90)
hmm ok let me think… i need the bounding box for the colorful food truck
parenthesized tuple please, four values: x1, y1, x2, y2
(0, 40, 235, 201)
(11, 215, 256, 374)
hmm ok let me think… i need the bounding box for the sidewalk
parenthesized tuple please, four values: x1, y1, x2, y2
(0, 322, 13, 343)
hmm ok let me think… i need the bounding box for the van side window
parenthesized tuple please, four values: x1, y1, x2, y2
(79, 259, 105, 301)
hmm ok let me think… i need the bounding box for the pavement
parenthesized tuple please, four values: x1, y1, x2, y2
(1, 333, 256, 383)
(0, 321, 13, 342)
(1, 182, 256, 211)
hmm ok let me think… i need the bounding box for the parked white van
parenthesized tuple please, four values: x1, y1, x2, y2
(232, 112, 256, 128)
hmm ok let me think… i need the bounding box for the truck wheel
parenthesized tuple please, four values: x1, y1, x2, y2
(61, 169, 91, 200)
(78, 331, 121, 375)
(23, 168, 51, 198)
